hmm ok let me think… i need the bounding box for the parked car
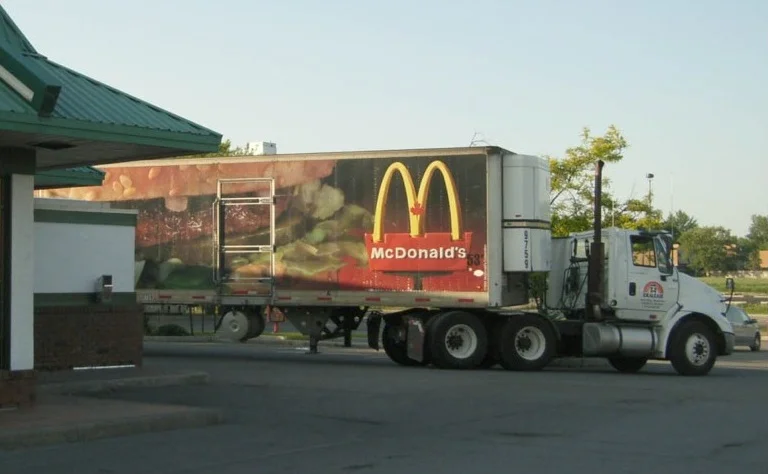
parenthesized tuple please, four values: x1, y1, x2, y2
(725, 305, 761, 351)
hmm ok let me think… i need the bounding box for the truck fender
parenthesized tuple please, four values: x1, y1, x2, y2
(656, 307, 731, 359)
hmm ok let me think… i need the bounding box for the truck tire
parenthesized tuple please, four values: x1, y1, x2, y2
(246, 310, 266, 339)
(217, 309, 252, 342)
(608, 357, 648, 373)
(478, 319, 504, 369)
(668, 320, 717, 376)
(419, 313, 449, 365)
(498, 314, 555, 371)
(428, 311, 488, 370)
(382, 322, 423, 367)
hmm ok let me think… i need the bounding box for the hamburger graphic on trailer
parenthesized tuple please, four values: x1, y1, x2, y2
(364, 160, 473, 280)
(37, 151, 489, 294)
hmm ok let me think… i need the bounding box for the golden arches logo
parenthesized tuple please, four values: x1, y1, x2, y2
(371, 160, 463, 242)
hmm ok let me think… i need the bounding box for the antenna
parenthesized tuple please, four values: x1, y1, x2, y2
(670, 176, 675, 240)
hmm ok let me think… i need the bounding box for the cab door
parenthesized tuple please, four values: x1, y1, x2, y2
(616, 233, 679, 322)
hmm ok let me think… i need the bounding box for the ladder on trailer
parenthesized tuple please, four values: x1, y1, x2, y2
(212, 178, 276, 298)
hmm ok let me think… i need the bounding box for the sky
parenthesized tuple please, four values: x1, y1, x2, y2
(4, 0, 767, 236)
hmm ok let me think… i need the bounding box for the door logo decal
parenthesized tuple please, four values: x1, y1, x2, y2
(642, 281, 664, 299)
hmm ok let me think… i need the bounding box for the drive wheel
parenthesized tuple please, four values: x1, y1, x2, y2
(382, 322, 423, 367)
(428, 311, 488, 370)
(668, 320, 717, 376)
(498, 314, 555, 371)
(750, 333, 761, 352)
(608, 357, 648, 374)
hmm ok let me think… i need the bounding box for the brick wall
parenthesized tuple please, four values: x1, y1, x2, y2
(0, 370, 35, 408)
(34, 304, 144, 371)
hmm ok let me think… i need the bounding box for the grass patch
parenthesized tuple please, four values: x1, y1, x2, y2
(698, 277, 768, 294)
(740, 303, 768, 315)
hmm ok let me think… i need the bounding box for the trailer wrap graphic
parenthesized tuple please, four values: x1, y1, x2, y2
(37, 153, 489, 294)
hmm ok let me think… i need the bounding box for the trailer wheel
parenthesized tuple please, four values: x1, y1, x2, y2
(428, 311, 488, 370)
(478, 319, 504, 369)
(217, 309, 252, 342)
(607, 357, 648, 373)
(498, 314, 555, 371)
(382, 322, 423, 367)
(668, 320, 717, 376)
(246, 309, 266, 339)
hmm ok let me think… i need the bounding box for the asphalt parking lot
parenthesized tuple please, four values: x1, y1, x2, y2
(1, 342, 766, 474)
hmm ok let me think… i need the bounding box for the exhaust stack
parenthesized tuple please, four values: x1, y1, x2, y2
(586, 160, 605, 321)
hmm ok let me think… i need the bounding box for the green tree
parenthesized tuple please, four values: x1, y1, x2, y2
(747, 215, 768, 250)
(191, 138, 248, 157)
(736, 236, 761, 271)
(548, 125, 664, 237)
(662, 210, 699, 242)
(678, 226, 737, 275)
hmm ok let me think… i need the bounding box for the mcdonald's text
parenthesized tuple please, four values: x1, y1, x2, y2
(364, 232, 472, 272)
(369, 245, 468, 261)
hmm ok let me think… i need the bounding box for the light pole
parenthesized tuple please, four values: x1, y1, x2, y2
(646, 173, 655, 207)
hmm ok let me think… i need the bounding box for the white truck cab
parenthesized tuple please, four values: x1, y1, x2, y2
(546, 227, 735, 375)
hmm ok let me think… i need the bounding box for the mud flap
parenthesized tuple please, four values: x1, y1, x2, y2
(406, 317, 425, 363)
(367, 311, 382, 350)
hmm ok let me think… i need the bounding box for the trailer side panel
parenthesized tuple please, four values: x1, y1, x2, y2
(38, 150, 492, 303)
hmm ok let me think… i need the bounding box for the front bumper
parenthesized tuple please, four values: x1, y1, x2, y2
(723, 332, 736, 355)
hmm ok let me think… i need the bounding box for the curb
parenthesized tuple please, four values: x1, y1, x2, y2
(38, 371, 210, 396)
(253, 337, 371, 349)
(145, 335, 216, 343)
(0, 406, 223, 451)
(144, 335, 371, 349)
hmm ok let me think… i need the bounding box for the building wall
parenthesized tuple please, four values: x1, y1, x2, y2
(1, 174, 36, 407)
(32, 198, 142, 371)
(10, 174, 34, 372)
(35, 305, 143, 371)
(34, 199, 136, 295)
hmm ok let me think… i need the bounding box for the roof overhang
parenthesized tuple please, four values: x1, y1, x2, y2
(34, 166, 105, 189)
(0, 5, 223, 170)
(0, 118, 221, 170)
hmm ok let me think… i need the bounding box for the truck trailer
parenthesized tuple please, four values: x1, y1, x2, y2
(37, 146, 735, 376)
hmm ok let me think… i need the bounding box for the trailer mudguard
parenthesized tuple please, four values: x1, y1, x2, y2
(367, 311, 382, 350)
(406, 317, 426, 363)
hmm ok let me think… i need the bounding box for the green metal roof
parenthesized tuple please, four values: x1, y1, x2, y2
(18, 56, 219, 137)
(0, 4, 35, 54)
(0, 5, 222, 170)
(35, 166, 105, 189)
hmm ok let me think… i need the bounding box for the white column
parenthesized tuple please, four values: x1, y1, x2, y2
(10, 173, 34, 371)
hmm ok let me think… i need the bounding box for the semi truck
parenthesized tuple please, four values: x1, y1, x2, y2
(36, 146, 735, 376)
